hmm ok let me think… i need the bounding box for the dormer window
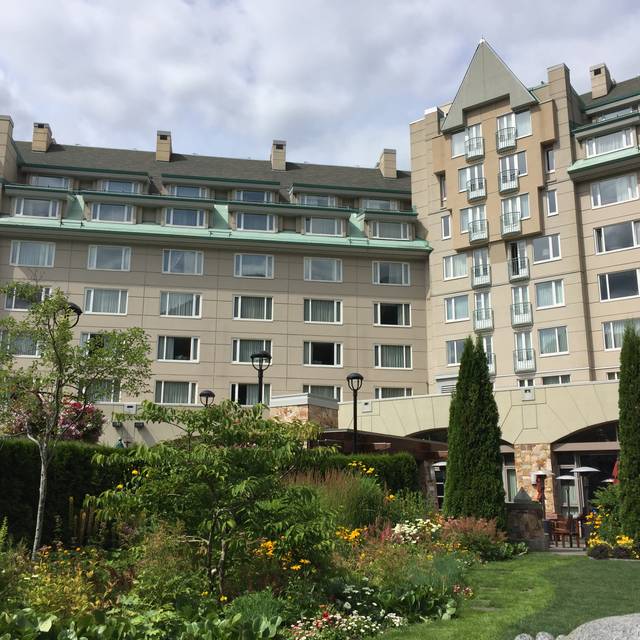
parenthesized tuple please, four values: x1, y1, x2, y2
(236, 212, 276, 232)
(362, 198, 398, 211)
(29, 175, 69, 189)
(234, 190, 273, 203)
(298, 193, 336, 207)
(100, 179, 140, 194)
(91, 203, 135, 223)
(304, 217, 342, 236)
(168, 184, 207, 198)
(593, 105, 638, 123)
(164, 208, 206, 228)
(585, 128, 634, 158)
(14, 197, 60, 219)
(370, 221, 411, 240)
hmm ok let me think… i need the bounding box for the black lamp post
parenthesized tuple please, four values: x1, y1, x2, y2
(250, 350, 272, 404)
(346, 372, 364, 454)
(54, 301, 82, 328)
(199, 389, 215, 408)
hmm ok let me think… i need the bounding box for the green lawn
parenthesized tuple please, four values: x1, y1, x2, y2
(381, 553, 640, 640)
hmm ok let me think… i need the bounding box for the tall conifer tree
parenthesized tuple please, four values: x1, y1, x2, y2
(443, 336, 506, 530)
(619, 325, 640, 539)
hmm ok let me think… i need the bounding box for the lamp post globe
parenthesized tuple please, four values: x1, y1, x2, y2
(250, 350, 272, 404)
(346, 372, 364, 454)
(199, 389, 215, 408)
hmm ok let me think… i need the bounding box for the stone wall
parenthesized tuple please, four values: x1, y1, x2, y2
(506, 499, 547, 551)
(269, 394, 338, 429)
(513, 443, 556, 517)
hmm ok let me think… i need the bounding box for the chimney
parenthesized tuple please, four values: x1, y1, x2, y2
(378, 148, 397, 179)
(0, 115, 15, 180)
(32, 122, 52, 152)
(156, 130, 172, 162)
(271, 139, 286, 171)
(590, 63, 613, 100)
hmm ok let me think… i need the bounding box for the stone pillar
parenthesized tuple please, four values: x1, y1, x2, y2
(269, 393, 338, 428)
(513, 443, 557, 518)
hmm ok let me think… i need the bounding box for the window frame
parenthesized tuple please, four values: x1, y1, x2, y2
(535, 279, 565, 309)
(373, 302, 411, 327)
(298, 193, 337, 208)
(443, 253, 467, 280)
(538, 326, 569, 356)
(444, 294, 470, 323)
(162, 249, 204, 275)
(544, 147, 556, 173)
(154, 380, 198, 405)
(304, 217, 342, 236)
(232, 338, 272, 364)
(545, 189, 558, 216)
(602, 318, 640, 350)
(9, 240, 55, 268)
(374, 387, 413, 400)
(372, 261, 410, 286)
(164, 208, 206, 228)
(441, 214, 451, 239)
(446, 339, 466, 366)
(168, 184, 207, 198)
(159, 292, 202, 318)
(302, 384, 342, 401)
(13, 197, 61, 219)
(303, 341, 343, 367)
(370, 220, 410, 240)
(233, 189, 273, 203)
(599, 269, 640, 302)
(361, 198, 398, 211)
(234, 254, 274, 279)
(303, 257, 342, 283)
(90, 202, 135, 224)
(594, 220, 640, 254)
(532, 234, 561, 264)
(230, 382, 271, 406)
(29, 174, 70, 189)
(303, 298, 342, 324)
(585, 128, 634, 158)
(84, 288, 128, 315)
(100, 179, 140, 194)
(232, 295, 273, 321)
(236, 212, 277, 233)
(157, 336, 200, 363)
(4, 286, 51, 311)
(87, 245, 131, 271)
(590, 174, 639, 209)
(374, 344, 413, 369)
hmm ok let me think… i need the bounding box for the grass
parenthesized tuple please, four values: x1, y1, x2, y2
(381, 553, 640, 640)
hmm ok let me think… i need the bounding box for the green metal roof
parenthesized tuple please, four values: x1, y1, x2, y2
(567, 146, 640, 175)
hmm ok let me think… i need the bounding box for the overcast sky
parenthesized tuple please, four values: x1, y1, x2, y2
(1, 0, 639, 169)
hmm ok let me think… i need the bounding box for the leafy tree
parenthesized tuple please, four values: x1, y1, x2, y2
(0, 283, 151, 558)
(618, 325, 640, 539)
(443, 336, 506, 530)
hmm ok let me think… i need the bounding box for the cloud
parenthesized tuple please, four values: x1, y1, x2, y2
(0, 0, 638, 168)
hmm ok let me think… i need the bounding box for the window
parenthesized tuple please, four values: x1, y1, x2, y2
(441, 214, 451, 239)
(607, 371, 620, 381)
(80, 333, 111, 354)
(594, 106, 638, 123)
(443, 253, 467, 280)
(168, 184, 206, 198)
(87, 245, 131, 271)
(451, 131, 466, 157)
(497, 111, 532, 137)
(446, 339, 466, 365)
(163, 249, 204, 275)
(14, 198, 60, 218)
(233, 295, 272, 321)
(232, 339, 272, 363)
(595, 220, 640, 253)
(165, 208, 205, 227)
(84, 289, 128, 315)
(85, 380, 121, 403)
(438, 174, 447, 205)
(30, 175, 69, 189)
(599, 269, 640, 301)
(0, 333, 40, 357)
(372, 261, 410, 285)
(305, 217, 342, 236)
(545, 190, 558, 216)
(499, 151, 528, 176)
(374, 344, 412, 369)
(533, 234, 561, 263)
(304, 341, 342, 366)
(362, 198, 398, 211)
(91, 203, 134, 223)
(460, 205, 485, 233)
(501, 193, 530, 220)
(234, 254, 274, 279)
(304, 257, 342, 282)
(231, 383, 271, 405)
(585, 128, 634, 157)
(539, 326, 568, 355)
(10, 241, 55, 267)
(536, 280, 564, 309)
(374, 387, 413, 399)
(541, 375, 571, 386)
(503, 454, 517, 502)
(458, 164, 484, 192)
(603, 319, 640, 350)
(158, 336, 199, 361)
(155, 381, 197, 405)
(236, 212, 276, 232)
(518, 378, 534, 388)
(445, 295, 469, 322)
(591, 174, 638, 207)
(101, 180, 139, 194)
(160, 292, 201, 317)
(544, 148, 555, 173)
(234, 190, 273, 203)
(304, 299, 341, 323)
(370, 221, 410, 240)
(5, 286, 51, 311)
(303, 384, 342, 401)
(298, 193, 336, 207)
(374, 303, 410, 326)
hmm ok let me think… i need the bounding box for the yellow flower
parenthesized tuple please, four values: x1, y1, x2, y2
(219, 595, 228, 602)
(385, 494, 396, 501)
(131, 469, 139, 476)
(116, 483, 124, 490)
(299, 559, 311, 565)
(200, 591, 209, 597)
(290, 564, 302, 571)
(366, 468, 374, 474)
(75, 547, 81, 552)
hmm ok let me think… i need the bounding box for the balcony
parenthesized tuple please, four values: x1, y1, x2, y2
(501, 210, 521, 236)
(496, 127, 517, 152)
(466, 177, 486, 201)
(465, 137, 484, 161)
(468, 219, 488, 243)
(508, 257, 529, 281)
(511, 302, 533, 327)
(474, 307, 494, 332)
(514, 348, 536, 373)
(487, 352, 496, 376)
(471, 264, 491, 288)
(498, 169, 519, 193)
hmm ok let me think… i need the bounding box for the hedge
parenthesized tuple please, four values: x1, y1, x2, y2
(0, 439, 124, 544)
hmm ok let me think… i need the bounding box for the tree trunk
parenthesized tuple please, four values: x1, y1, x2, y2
(31, 443, 49, 560)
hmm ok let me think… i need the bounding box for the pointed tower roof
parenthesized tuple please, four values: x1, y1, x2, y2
(441, 40, 538, 133)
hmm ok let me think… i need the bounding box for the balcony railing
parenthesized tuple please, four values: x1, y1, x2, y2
(511, 302, 533, 327)
(487, 352, 496, 376)
(468, 219, 488, 243)
(466, 177, 486, 201)
(471, 264, 491, 288)
(508, 256, 530, 281)
(498, 169, 519, 193)
(465, 137, 485, 161)
(474, 307, 494, 331)
(513, 348, 536, 373)
(496, 127, 517, 152)
(501, 210, 521, 236)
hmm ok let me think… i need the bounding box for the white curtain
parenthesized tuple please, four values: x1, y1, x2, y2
(240, 296, 269, 319)
(14, 241, 52, 266)
(89, 289, 123, 313)
(536, 283, 554, 307)
(238, 339, 266, 362)
(164, 292, 196, 316)
(306, 299, 335, 322)
(157, 381, 190, 404)
(380, 345, 408, 368)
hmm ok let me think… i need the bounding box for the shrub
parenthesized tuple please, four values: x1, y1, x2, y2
(587, 543, 611, 560)
(382, 489, 433, 523)
(224, 589, 284, 638)
(612, 545, 632, 559)
(0, 519, 27, 603)
(440, 516, 505, 559)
